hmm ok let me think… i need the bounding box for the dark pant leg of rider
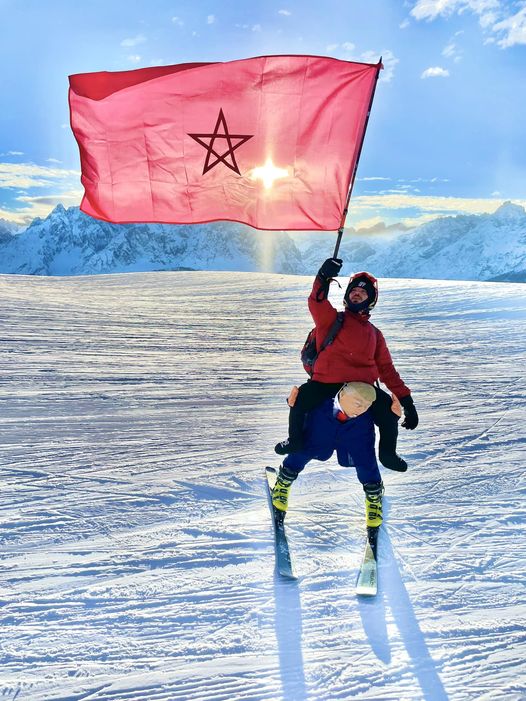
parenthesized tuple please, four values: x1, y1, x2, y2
(371, 386, 406, 470)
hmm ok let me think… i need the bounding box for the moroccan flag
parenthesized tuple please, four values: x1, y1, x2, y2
(69, 55, 381, 231)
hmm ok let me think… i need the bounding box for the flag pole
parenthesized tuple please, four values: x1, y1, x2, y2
(332, 58, 383, 259)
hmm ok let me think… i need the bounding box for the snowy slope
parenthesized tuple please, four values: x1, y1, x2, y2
(0, 272, 525, 701)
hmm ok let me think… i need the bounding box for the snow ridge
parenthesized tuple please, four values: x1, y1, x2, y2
(0, 201, 525, 280)
(0, 204, 303, 276)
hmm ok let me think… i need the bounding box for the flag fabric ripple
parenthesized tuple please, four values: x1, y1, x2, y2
(69, 55, 381, 231)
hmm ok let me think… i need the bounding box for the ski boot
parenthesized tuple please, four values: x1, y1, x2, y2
(363, 481, 384, 528)
(274, 437, 303, 456)
(272, 466, 296, 512)
(378, 449, 407, 472)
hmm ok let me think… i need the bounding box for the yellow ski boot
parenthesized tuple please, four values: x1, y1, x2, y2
(364, 481, 384, 528)
(272, 467, 295, 512)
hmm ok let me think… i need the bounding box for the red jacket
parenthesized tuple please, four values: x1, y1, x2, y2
(308, 277, 411, 399)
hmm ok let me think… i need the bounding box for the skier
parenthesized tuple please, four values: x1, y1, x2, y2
(272, 381, 384, 527)
(274, 257, 418, 472)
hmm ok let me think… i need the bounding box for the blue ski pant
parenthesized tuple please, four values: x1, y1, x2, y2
(283, 398, 381, 485)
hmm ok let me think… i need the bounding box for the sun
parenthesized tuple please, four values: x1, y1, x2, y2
(251, 157, 289, 189)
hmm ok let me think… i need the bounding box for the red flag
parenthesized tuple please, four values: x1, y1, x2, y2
(69, 55, 381, 231)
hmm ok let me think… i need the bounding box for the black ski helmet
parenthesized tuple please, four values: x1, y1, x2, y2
(343, 272, 378, 313)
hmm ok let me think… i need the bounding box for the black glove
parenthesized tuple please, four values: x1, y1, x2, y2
(400, 395, 419, 430)
(317, 258, 343, 282)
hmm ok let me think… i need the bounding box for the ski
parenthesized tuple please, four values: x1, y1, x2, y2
(265, 467, 296, 579)
(356, 526, 379, 596)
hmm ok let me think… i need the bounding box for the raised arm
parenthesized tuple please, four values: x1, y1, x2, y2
(307, 258, 342, 329)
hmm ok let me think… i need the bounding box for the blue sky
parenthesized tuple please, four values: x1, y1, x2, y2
(1, 0, 525, 230)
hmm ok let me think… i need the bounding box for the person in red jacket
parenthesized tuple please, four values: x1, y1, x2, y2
(274, 257, 419, 471)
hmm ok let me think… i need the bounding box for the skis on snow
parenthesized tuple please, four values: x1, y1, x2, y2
(265, 467, 296, 579)
(356, 526, 379, 596)
(265, 466, 380, 593)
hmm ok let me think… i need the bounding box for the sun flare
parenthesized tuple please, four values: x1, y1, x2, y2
(251, 157, 289, 189)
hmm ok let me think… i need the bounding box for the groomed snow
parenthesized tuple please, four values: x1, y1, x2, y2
(0, 271, 525, 701)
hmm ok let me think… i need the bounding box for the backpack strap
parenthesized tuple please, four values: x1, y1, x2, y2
(318, 311, 344, 354)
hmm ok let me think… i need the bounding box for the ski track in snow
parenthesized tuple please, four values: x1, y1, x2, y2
(0, 272, 525, 701)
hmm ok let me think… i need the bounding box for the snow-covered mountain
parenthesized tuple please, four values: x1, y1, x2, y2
(0, 217, 24, 243)
(301, 201, 526, 282)
(0, 204, 303, 276)
(0, 201, 525, 280)
(366, 201, 526, 282)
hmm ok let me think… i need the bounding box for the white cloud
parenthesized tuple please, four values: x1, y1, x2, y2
(360, 176, 391, 181)
(207, 14, 215, 24)
(0, 206, 24, 222)
(400, 213, 440, 227)
(442, 41, 463, 63)
(120, 34, 147, 48)
(493, 7, 526, 47)
(127, 55, 142, 63)
(479, 11, 498, 28)
(278, 9, 292, 16)
(411, 0, 455, 21)
(252, 24, 262, 32)
(171, 16, 184, 26)
(16, 191, 82, 205)
(46, 158, 62, 164)
(326, 43, 395, 80)
(347, 193, 522, 231)
(149, 58, 165, 66)
(400, 18, 410, 28)
(0, 162, 80, 190)
(353, 216, 386, 229)
(402, 177, 450, 183)
(361, 49, 398, 82)
(351, 193, 526, 217)
(410, 0, 499, 22)
(0, 162, 83, 223)
(409, 1, 526, 49)
(421, 66, 450, 78)
(442, 36, 464, 61)
(1, 190, 84, 224)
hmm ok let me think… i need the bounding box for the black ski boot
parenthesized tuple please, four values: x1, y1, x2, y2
(378, 447, 408, 472)
(274, 438, 303, 456)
